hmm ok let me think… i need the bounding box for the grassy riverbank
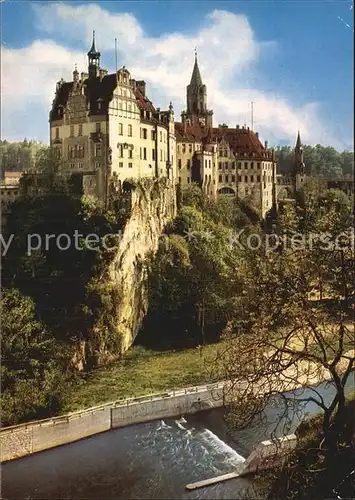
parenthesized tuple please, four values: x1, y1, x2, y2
(63, 343, 222, 413)
(62, 320, 354, 413)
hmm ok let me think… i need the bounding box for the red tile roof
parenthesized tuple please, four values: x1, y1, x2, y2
(175, 122, 273, 159)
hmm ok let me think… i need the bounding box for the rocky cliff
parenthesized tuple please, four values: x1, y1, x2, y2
(106, 177, 176, 354)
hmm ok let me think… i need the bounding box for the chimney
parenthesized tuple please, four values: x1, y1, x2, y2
(136, 80, 146, 97)
(255, 132, 259, 139)
(236, 124, 239, 129)
(264, 140, 268, 149)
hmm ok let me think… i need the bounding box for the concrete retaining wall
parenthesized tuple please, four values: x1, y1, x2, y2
(240, 434, 297, 476)
(0, 382, 225, 463)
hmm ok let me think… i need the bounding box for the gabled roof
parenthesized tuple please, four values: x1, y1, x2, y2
(50, 72, 156, 121)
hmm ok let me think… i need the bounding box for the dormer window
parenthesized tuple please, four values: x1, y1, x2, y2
(97, 98, 103, 111)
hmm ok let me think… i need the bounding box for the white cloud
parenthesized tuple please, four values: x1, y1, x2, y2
(2, 41, 86, 141)
(1, 3, 351, 149)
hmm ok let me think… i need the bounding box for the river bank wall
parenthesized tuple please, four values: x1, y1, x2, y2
(0, 382, 225, 463)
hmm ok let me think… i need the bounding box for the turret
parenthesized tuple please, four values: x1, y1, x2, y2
(87, 31, 101, 79)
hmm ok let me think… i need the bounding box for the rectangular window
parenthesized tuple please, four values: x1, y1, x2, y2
(141, 128, 147, 139)
(245, 175, 248, 182)
(95, 144, 101, 157)
(119, 162, 123, 168)
(78, 124, 83, 136)
(187, 159, 190, 170)
(70, 163, 75, 169)
(187, 177, 190, 184)
(238, 162, 241, 168)
(251, 162, 254, 168)
(225, 175, 229, 182)
(140, 147, 142, 160)
(128, 124, 132, 137)
(238, 175, 242, 182)
(232, 175, 236, 182)
(69, 146, 75, 159)
(219, 175, 222, 182)
(79, 145, 85, 158)
(143, 147, 147, 160)
(128, 149, 133, 159)
(178, 177, 181, 184)
(95, 161, 100, 169)
(152, 149, 156, 161)
(257, 162, 261, 169)
(182, 144, 186, 153)
(177, 144, 180, 153)
(118, 123, 123, 135)
(55, 127, 59, 139)
(118, 145, 123, 158)
(151, 130, 156, 141)
(219, 162, 222, 170)
(128, 162, 133, 168)
(244, 162, 248, 168)
(78, 163, 83, 169)
(178, 159, 182, 169)
(189, 144, 192, 153)
(160, 131, 162, 142)
(96, 123, 101, 133)
(209, 160, 211, 168)
(160, 150, 162, 161)
(257, 175, 261, 182)
(251, 175, 254, 182)
(70, 125, 74, 137)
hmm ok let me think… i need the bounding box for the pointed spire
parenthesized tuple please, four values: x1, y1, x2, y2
(88, 30, 100, 56)
(296, 130, 302, 149)
(190, 48, 203, 87)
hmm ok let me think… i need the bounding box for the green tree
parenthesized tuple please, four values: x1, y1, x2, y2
(1, 288, 67, 425)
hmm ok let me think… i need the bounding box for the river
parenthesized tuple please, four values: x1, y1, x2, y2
(2, 374, 354, 499)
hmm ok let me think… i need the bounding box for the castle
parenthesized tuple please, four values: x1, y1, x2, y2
(48, 33, 330, 218)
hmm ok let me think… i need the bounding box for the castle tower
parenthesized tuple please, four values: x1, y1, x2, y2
(293, 131, 306, 190)
(87, 31, 101, 79)
(182, 51, 213, 128)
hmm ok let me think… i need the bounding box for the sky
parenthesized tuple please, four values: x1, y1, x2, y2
(1, 0, 354, 150)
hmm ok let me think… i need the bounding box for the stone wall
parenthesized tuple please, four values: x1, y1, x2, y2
(0, 382, 225, 463)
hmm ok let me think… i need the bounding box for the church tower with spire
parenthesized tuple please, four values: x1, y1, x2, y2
(181, 52, 213, 128)
(293, 131, 307, 191)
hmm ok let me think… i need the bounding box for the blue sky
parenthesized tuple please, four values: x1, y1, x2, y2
(2, 0, 354, 149)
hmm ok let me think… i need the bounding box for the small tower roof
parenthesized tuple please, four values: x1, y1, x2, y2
(88, 30, 101, 57)
(190, 50, 203, 87)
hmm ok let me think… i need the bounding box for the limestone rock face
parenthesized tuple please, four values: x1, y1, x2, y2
(108, 178, 176, 354)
